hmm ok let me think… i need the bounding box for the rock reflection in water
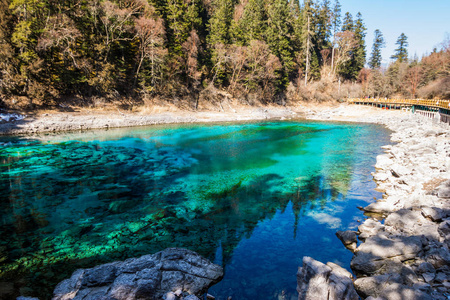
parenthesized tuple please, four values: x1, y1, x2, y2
(0, 121, 390, 299)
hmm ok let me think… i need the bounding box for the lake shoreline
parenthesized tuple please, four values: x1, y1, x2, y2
(304, 106, 450, 299)
(0, 102, 409, 136)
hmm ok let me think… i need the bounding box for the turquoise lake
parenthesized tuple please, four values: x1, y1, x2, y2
(0, 120, 390, 299)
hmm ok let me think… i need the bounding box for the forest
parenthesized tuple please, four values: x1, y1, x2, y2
(0, 0, 449, 110)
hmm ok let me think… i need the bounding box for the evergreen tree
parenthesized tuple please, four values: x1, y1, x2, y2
(166, 0, 202, 55)
(341, 12, 353, 32)
(330, 0, 341, 73)
(207, 0, 234, 46)
(368, 29, 385, 69)
(391, 32, 408, 62)
(352, 12, 366, 72)
(302, 0, 315, 85)
(315, 0, 331, 49)
(289, 0, 303, 53)
(339, 11, 366, 80)
(332, 0, 342, 34)
(234, 0, 267, 45)
(266, 0, 295, 87)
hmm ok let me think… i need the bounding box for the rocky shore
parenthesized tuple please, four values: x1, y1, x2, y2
(299, 107, 450, 299)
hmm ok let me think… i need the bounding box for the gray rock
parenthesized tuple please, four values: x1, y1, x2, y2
(354, 274, 433, 300)
(416, 262, 435, 275)
(438, 220, 450, 238)
(52, 248, 223, 300)
(17, 297, 40, 300)
(422, 272, 435, 283)
(297, 256, 358, 300)
(358, 219, 385, 241)
(335, 230, 357, 252)
(437, 180, 450, 198)
(434, 271, 450, 283)
(351, 235, 422, 275)
(385, 209, 440, 241)
(425, 248, 450, 269)
(354, 274, 402, 298)
(413, 282, 432, 293)
(364, 201, 397, 214)
(421, 207, 442, 222)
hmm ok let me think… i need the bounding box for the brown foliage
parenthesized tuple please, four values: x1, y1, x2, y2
(182, 30, 202, 86)
(227, 44, 247, 94)
(246, 40, 281, 100)
(134, 14, 167, 90)
(405, 65, 422, 98)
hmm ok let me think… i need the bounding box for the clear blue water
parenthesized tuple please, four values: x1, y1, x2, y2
(0, 120, 390, 300)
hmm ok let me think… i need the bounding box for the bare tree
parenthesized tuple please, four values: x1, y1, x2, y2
(134, 15, 167, 89)
(246, 40, 281, 99)
(101, 0, 146, 61)
(406, 65, 422, 98)
(182, 30, 202, 87)
(37, 14, 82, 67)
(333, 31, 358, 73)
(227, 44, 247, 94)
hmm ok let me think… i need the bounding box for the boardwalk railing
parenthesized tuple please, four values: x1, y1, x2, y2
(348, 98, 450, 124)
(348, 98, 450, 110)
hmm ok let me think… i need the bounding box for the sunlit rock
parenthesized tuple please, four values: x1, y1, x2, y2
(52, 248, 223, 300)
(296, 257, 358, 300)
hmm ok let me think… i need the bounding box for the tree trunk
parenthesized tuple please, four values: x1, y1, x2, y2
(305, 16, 311, 87)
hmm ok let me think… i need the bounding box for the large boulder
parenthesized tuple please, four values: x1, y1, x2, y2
(354, 274, 433, 300)
(52, 248, 223, 300)
(297, 256, 358, 300)
(351, 235, 423, 276)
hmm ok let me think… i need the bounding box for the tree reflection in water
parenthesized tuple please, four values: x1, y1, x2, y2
(0, 121, 390, 299)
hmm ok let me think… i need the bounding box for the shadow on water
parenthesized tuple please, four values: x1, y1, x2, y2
(0, 121, 390, 299)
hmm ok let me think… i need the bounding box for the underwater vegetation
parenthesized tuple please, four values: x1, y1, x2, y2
(0, 121, 390, 299)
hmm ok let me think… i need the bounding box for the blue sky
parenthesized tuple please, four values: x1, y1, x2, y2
(339, 0, 450, 64)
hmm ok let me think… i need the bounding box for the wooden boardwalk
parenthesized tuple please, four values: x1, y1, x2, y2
(348, 98, 450, 124)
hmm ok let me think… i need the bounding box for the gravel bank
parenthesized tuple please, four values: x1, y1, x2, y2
(0, 106, 300, 136)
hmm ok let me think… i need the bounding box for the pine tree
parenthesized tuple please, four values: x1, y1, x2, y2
(302, 0, 314, 85)
(166, 0, 201, 55)
(339, 11, 366, 80)
(391, 33, 408, 62)
(0, 0, 16, 100)
(332, 0, 342, 35)
(330, 0, 341, 74)
(289, 0, 303, 53)
(352, 12, 366, 72)
(266, 0, 295, 87)
(368, 29, 385, 69)
(341, 12, 353, 32)
(315, 0, 331, 50)
(235, 0, 267, 45)
(207, 0, 234, 46)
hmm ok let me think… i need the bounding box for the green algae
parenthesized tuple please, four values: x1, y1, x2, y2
(0, 121, 391, 299)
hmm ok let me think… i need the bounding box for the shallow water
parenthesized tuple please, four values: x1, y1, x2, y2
(0, 120, 390, 299)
